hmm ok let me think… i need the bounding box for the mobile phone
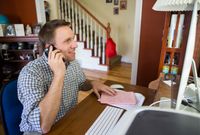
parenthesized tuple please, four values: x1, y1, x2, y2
(45, 45, 70, 66)
(45, 45, 56, 57)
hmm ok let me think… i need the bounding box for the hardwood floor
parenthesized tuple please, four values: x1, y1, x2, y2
(0, 62, 131, 134)
(78, 62, 132, 102)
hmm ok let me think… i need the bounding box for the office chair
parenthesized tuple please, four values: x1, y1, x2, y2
(0, 79, 23, 135)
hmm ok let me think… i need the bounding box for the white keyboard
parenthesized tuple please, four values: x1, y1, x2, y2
(85, 106, 124, 135)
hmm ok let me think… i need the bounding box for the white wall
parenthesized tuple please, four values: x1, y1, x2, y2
(79, 0, 135, 63)
(45, 0, 59, 20)
(131, 0, 143, 84)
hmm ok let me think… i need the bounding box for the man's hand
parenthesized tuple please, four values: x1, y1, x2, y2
(91, 81, 117, 98)
(48, 46, 66, 76)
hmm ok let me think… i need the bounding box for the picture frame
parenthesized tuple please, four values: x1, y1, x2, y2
(0, 24, 5, 37)
(33, 24, 42, 35)
(120, 0, 127, 10)
(114, 0, 119, 5)
(5, 24, 16, 36)
(14, 24, 25, 36)
(113, 7, 119, 15)
(106, 0, 112, 3)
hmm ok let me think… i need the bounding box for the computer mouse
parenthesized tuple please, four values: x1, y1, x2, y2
(110, 84, 124, 90)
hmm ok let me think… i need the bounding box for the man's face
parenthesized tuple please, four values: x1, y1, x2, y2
(54, 26, 77, 61)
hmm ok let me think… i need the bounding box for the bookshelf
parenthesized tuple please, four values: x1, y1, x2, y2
(0, 36, 41, 85)
(158, 12, 191, 78)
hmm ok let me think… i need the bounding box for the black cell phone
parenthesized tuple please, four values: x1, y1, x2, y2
(45, 45, 56, 57)
(45, 45, 70, 66)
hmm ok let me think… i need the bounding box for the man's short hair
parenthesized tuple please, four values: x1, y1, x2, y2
(38, 19, 71, 49)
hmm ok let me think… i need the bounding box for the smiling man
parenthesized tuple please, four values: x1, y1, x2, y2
(17, 20, 116, 135)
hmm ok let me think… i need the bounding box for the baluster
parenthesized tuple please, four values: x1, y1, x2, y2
(63, 0, 66, 20)
(62, 0, 65, 19)
(88, 25, 91, 49)
(84, 14, 87, 48)
(71, 0, 74, 31)
(66, 0, 69, 21)
(58, 0, 61, 19)
(75, 3, 79, 35)
(60, 0, 64, 19)
(90, 18, 93, 50)
(69, 0, 73, 23)
(67, 0, 71, 22)
(102, 31, 106, 64)
(92, 30, 95, 56)
(96, 36, 99, 57)
(77, 5, 81, 40)
(63, 0, 67, 21)
(81, 19, 84, 41)
(82, 11, 86, 42)
(94, 23, 97, 56)
(86, 15, 90, 49)
(73, 1, 76, 33)
(98, 26, 101, 57)
(100, 36, 103, 64)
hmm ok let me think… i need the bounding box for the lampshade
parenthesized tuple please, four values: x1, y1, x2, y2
(153, 0, 200, 11)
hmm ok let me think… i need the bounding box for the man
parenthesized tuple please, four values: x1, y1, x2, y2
(17, 19, 116, 134)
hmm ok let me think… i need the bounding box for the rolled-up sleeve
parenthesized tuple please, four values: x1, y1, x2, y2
(75, 61, 86, 87)
(18, 67, 45, 133)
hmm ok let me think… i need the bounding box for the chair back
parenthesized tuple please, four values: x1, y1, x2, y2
(1, 79, 23, 135)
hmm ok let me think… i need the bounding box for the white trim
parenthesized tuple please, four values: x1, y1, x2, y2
(35, 0, 46, 24)
(131, 0, 143, 85)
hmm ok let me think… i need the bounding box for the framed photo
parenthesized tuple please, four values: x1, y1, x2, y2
(0, 24, 6, 36)
(5, 24, 16, 36)
(114, 0, 119, 5)
(106, 0, 112, 3)
(120, 0, 127, 10)
(33, 24, 41, 35)
(113, 7, 119, 15)
(14, 24, 25, 36)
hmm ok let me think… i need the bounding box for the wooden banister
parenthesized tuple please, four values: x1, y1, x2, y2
(74, 0, 109, 32)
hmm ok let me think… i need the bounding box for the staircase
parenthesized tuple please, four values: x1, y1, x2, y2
(57, 0, 120, 71)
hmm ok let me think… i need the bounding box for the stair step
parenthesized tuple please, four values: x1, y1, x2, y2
(108, 55, 122, 69)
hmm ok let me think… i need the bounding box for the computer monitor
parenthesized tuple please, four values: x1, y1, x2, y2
(109, 107, 200, 135)
(174, 2, 199, 110)
(191, 59, 200, 103)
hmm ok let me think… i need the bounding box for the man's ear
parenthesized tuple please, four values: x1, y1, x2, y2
(45, 44, 50, 49)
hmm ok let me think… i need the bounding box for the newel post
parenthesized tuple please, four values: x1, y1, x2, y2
(106, 22, 111, 66)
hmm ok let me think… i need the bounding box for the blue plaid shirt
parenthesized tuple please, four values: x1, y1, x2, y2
(17, 53, 86, 133)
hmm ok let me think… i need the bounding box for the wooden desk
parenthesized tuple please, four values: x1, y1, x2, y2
(47, 80, 157, 135)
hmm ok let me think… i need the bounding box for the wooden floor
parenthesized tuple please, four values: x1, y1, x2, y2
(0, 62, 131, 134)
(78, 62, 132, 102)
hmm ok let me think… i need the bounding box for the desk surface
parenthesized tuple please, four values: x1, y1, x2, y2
(47, 80, 157, 135)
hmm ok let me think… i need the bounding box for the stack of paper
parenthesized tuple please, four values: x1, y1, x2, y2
(98, 90, 145, 110)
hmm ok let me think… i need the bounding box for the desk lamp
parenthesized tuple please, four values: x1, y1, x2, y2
(153, 0, 200, 110)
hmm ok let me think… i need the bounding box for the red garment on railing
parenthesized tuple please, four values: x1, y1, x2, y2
(106, 38, 117, 58)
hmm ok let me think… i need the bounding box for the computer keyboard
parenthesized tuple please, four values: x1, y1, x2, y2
(85, 106, 124, 135)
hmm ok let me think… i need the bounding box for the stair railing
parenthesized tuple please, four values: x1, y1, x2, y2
(58, 0, 111, 65)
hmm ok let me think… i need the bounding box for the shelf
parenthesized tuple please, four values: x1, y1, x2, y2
(0, 36, 39, 42)
(7, 49, 35, 53)
(4, 60, 30, 63)
(166, 48, 182, 52)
